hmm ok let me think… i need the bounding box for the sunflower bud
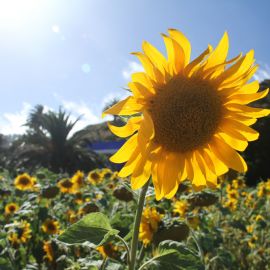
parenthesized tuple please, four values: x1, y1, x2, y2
(153, 222, 189, 245)
(113, 186, 133, 202)
(41, 186, 59, 199)
(187, 191, 219, 207)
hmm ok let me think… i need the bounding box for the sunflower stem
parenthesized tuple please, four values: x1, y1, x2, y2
(129, 180, 149, 270)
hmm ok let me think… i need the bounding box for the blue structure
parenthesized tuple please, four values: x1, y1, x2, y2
(89, 140, 125, 155)
(88, 140, 126, 170)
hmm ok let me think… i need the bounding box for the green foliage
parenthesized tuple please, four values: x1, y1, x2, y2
(143, 240, 203, 270)
(58, 212, 119, 247)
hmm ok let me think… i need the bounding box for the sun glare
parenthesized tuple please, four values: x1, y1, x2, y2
(0, 0, 41, 27)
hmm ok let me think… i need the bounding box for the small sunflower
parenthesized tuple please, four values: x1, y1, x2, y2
(104, 29, 269, 200)
(43, 241, 54, 262)
(57, 178, 78, 194)
(139, 206, 163, 246)
(14, 173, 35, 191)
(5, 203, 19, 215)
(96, 243, 121, 259)
(173, 200, 188, 217)
(8, 220, 32, 246)
(88, 170, 102, 185)
(71, 170, 84, 187)
(42, 219, 60, 235)
(223, 198, 238, 211)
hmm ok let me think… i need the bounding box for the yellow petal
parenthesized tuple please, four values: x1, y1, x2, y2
(128, 81, 155, 98)
(168, 29, 191, 66)
(131, 72, 153, 89)
(152, 148, 164, 201)
(195, 151, 217, 188)
(203, 32, 229, 75)
(132, 52, 164, 84)
(137, 110, 155, 146)
(162, 153, 180, 198)
(222, 118, 259, 141)
(142, 41, 167, 74)
(191, 152, 207, 190)
(216, 50, 254, 84)
(118, 146, 141, 178)
(184, 45, 212, 77)
(212, 136, 247, 173)
(236, 81, 259, 95)
(225, 113, 257, 126)
(162, 33, 185, 75)
(217, 132, 248, 152)
(226, 104, 270, 118)
(220, 65, 258, 89)
(225, 88, 269, 105)
(131, 144, 153, 189)
(102, 96, 143, 117)
(202, 53, 242, 80)
(156, 150, 167, 200)
(110, 134, 138, 163)
(108, 116, 142, 138)
(204, 146, 228, 176)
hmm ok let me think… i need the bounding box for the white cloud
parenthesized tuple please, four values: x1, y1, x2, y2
(0, 98, 100, 135)
(253, 63, 270, 82)
(60, 99, 100, 132)
(0, 102, 31, 135)
(122, 61, 143, 80)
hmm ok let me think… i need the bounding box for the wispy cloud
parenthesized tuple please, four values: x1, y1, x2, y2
(253, 63, 270, 82)
(0, 97, 101, 135)
(0, 102, 31, 135)
(122, 61, 143, 80)
(60, 99, 100, 132)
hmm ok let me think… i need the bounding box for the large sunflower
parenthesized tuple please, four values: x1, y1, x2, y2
(104, 29, 269, 200)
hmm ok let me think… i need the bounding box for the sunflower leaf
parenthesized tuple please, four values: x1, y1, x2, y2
(141, 240, 204, 270)
(58, 212, 119, 247)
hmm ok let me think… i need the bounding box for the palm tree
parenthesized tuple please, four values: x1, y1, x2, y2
(10, 105, 104, 173)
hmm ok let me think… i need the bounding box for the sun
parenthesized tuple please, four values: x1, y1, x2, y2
(0, 0, 41, 26)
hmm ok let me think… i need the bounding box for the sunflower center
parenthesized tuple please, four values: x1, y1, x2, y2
(149, 76, 223, 153)
(19, 177, 31, 186)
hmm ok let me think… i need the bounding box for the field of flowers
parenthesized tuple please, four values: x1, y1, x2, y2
(0, 168, 269, 270)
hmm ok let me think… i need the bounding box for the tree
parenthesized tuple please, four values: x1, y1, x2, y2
(244, 79, 270, 185)
(9, 105, 104, 174)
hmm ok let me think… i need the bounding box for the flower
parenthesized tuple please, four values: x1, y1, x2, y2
(14, 173, 35, 191)
(248, 235, 258, 249)
(187, 216, 200, 229)
(246, 224, 254, 233)
(5, 203, 19, 215)
(104, 29, 269, 200)
(8, 220, 31, 246)
(173, 200, 188, 217)
(139, 206, 163, 246)
(57, 178, 78, 194)
(43, 241, 54, 262)
(96, 243, 121, 259)
(88, 170, 102, 185)
(71, 170, 84, 187)
(42, 219, 60, 235)
(223, 198, 238, 211)
(100, 168, 113, 179)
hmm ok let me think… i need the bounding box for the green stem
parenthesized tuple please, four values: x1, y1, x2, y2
(115, 234, 130, 265)
(129, 180, 149, 270)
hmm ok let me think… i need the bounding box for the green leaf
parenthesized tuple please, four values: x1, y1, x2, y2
(143, 240, 204, 270)
(58, 212, 119, 247)
(0, 258, 13, 270)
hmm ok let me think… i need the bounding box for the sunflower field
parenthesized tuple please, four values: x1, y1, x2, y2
(0, 168, 270, 270)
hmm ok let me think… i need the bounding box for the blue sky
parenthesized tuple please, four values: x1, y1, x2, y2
(0, 0, 270, 134)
